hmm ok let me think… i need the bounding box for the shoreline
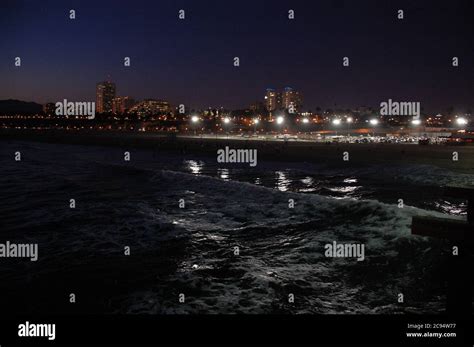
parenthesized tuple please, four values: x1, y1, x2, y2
(2, 129, 474, 175)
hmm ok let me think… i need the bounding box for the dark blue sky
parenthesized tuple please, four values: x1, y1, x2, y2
(1, 0, 473, 112)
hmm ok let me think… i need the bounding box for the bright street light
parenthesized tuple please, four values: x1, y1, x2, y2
(332, 119, 341, 125)
(276, 116, 284, 125)
(252, 118, 259, 133)
(456, 117, 468, 126)
(302, 118, 309, 124)
(191, 115, 199, 123)
(223, 117, 231, 124)
(411, 119, 422, 125)
(369, 118, 379, 137)
(346, 117, 353, 123)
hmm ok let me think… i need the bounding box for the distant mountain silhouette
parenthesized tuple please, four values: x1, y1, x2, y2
(0, 99, 43, 114)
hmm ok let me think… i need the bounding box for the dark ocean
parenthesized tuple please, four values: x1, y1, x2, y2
(0, 140, 471, 314)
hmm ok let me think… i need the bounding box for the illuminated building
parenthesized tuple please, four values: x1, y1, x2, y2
(265, 88, 302, 113)
(112, 96, 136, 114)
(128, 99, 171, 116)
(282, 87, 302, 112)
(265, 88, 281, 111)
(96, 81, 116, 113)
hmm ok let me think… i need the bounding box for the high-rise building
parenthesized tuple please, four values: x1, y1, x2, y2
(112, 96, 136, 114)
(265, 88, 302, 113)
(282, 87, 302, 112)
(265, 88, 282, 111)
(96, 81, 116, 113)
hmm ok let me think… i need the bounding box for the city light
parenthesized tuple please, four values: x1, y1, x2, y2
(411, 119, 422, 125)
(369, 119, 379, 125)
(456, 117, 468, 126)
(223, 117, 231, 124)
(191, 115, 199, 123)
(332, 119, 341, 125)
(253, 118, 260, 124)
(302, 118, 310, 124)
(346, 117, 353, 123)
(276, 116, 284, 125)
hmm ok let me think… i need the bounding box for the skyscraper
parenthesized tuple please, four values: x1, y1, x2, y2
(265, 88, 282, 112)
(282, 87, 302, 113)
(266, 88, 302, 113)
(96, 81, 116, 113)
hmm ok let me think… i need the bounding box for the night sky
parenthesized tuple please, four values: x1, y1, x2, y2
(0, 0, 473, 112)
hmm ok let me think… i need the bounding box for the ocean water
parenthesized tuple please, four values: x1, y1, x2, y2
(0, 140, 471, 314)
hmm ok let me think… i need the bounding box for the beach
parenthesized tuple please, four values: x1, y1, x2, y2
(2, 129, 474, 175)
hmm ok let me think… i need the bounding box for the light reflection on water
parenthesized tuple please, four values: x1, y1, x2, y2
(343, 178, 358, 183)
(185, 160, 203, 175)
(298, 187, 318, 193)
(218, 168, 230, 181)
(301, 176, 314, 186)
(182, 159, 468, 217)
(435, 200, 467, 216)
(327, 186, 360, 194)
(275, 171, 291, 192)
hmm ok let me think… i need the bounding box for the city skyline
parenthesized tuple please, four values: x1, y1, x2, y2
(2, 78, 472, 116)
(1, 0, 473, 113)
